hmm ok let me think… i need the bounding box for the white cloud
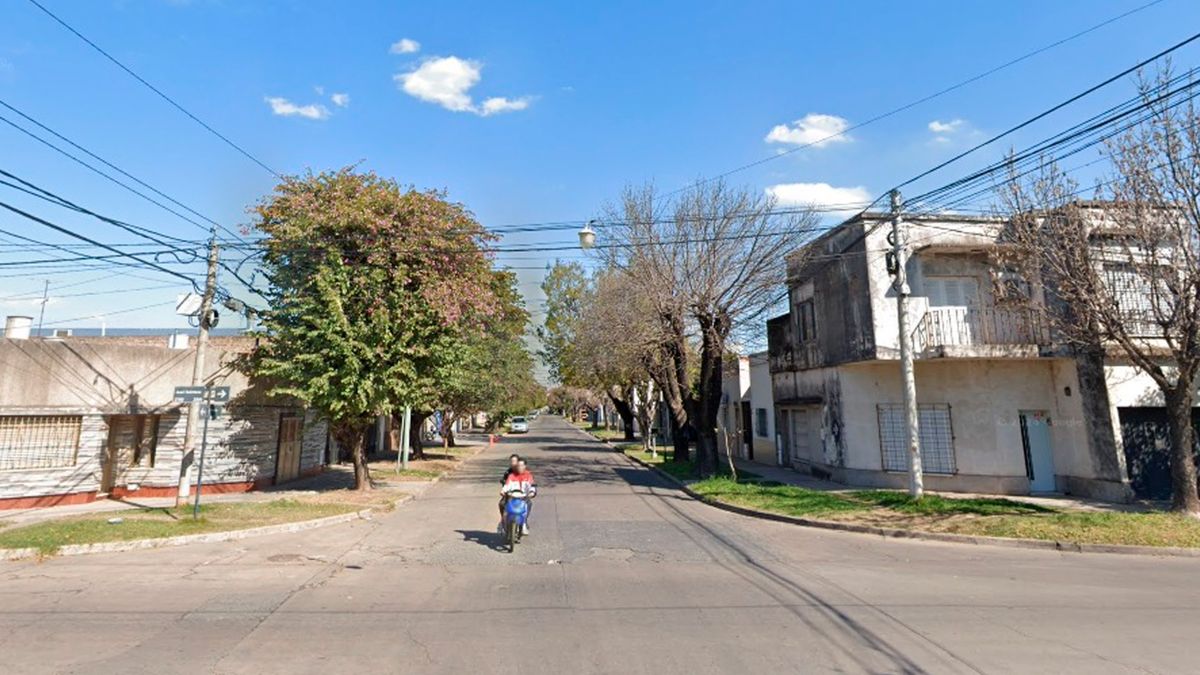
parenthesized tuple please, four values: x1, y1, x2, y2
(927, 118, 975, 145)
(390, 38, 421, 55)
(928, 118, 965, 134)
(331, 92, 350, 108)
(765, 113, 852, 148)
(396, 56, 531, 116)
(313, 85, 325, 96)
(265, 96, 331, 120)
(766, 182, 871, 216)
(480, 96, 530, 116)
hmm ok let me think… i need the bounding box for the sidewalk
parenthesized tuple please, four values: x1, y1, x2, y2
(0, 433, 487, 531)
(732, 458, 1146, 513)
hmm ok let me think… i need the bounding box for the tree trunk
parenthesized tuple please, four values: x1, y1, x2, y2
(1165, 385, 1200, 516)
(693, 314, 726, 478)
(670, 416, 690, 464)
(410, 411, 428, 460)
(440, 412, 457, 449)
(332, 420, 372, 491)
(609, 389, 636, 441)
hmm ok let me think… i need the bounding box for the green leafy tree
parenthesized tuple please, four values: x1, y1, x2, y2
(245, 168, 496, 489)
(537, 261, 590, 383)
(432, 270, 541, 442)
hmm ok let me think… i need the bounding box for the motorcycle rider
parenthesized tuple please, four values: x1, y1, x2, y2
(497, 453, 520, 531)
(499, 458, 537, 535)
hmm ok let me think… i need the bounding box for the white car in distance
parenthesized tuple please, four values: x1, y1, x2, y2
(509, 416, 529, 433)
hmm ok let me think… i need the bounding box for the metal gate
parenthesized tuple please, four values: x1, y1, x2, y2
(1119, 407, 1200, 500)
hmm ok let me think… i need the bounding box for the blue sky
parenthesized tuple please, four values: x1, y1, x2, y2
(1, 0, 1197, 340)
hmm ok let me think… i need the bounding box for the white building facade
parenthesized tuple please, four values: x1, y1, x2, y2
(767, 212, 1198, 501)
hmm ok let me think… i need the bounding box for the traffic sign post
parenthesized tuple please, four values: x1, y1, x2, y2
(193, 403, 213, 520)
(174, 384, 230, 519)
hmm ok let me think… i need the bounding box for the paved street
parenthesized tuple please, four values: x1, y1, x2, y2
(2, 415, 1198, 674)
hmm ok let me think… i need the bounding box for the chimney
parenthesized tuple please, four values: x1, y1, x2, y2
(4, 316, 33, 340)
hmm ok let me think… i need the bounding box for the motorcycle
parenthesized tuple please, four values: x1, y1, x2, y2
(502, 490, 530, 553)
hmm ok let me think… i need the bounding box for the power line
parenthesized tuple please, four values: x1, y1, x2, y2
(41, 300, 176, 328)
(0, 198, 200, 287)
(25, 0, 282, 180)
(908, 67, 1200, 214)
(0, 97, 253, 245)
(0, 282, 180, 302)
(884, 30, 1200, 203)
(663, 0, 1167, 196)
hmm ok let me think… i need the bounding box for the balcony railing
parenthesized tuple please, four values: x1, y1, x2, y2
(913, 307, 1051, 353)
(768, 341, 820, 372)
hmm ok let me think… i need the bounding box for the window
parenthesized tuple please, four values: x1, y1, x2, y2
(925, 276, 980, 308)
(755, 408, 768, 438)
(877, 403, 956, 474)
(1103, 263, 1161, 336)
(797, 300, 816, 343)
(0, 415, 82, 470)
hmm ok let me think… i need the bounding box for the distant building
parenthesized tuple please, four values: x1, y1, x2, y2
(718, 351, 778, 466)
(0, 331, 327, 509)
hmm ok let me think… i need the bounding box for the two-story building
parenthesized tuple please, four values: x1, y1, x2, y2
(766, 211, 1197, 502)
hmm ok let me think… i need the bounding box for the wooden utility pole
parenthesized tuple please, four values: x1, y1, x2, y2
(177, 230, 220, 505)
(890, 190, 924, 498)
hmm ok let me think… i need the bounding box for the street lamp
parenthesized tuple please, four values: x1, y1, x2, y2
(578, 220, 597, 249)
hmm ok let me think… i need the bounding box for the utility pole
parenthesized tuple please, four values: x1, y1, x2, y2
(36, 280, 49, 337)
(177, 229, 220, 505)
(889, 190, 924, 499)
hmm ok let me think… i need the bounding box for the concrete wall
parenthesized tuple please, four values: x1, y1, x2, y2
(771, 357, 1123, 496)
(0, 338, 326, 507)
(718, 356, 751, 459)
(748, 354, 778, 465)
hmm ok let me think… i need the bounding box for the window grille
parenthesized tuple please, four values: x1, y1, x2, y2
(0, 415, 82, 470)
(755, 408, 768, 438)
(877, 404, 956, 474)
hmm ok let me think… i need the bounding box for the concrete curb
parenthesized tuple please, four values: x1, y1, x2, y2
(0, 436, 500, 563)
(0, 440, 499, 563)
(618, 451, 1200, 559)
(0, 492, 426, 563)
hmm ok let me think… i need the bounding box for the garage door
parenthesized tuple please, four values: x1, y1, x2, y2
(1118, 407, 1200, 500)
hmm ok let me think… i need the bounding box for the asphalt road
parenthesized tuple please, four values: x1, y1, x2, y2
(3, 415, 1199, 674)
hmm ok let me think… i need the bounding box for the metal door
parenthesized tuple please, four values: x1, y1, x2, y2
(275, 415, 303, 484)
(790, 407, 819, 465)
(1020, 411, 1056, 492)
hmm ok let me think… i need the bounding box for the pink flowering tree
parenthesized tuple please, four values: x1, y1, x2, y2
(245, 168, 497, 489)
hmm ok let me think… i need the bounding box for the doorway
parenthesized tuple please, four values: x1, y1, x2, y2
(275, 415, 303, 484)
(102, 415, 159, 494)
(1019, 411, 1056, 493)
(740, 401, 753, 461)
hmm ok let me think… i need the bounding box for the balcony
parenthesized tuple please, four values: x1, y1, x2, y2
(913, 307, 1051, 358)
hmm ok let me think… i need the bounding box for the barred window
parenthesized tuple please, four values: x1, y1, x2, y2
(0, 415, 83, 470)
(877, 404, 956, 474)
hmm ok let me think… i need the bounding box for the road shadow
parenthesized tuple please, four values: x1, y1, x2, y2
(455, 529, 510, 552)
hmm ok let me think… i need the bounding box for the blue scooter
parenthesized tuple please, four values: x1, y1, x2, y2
(502, 490, 530, 553)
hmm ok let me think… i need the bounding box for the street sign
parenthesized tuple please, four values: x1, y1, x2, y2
(174, 386, 206, 402)
(173, 385, 232, 403)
